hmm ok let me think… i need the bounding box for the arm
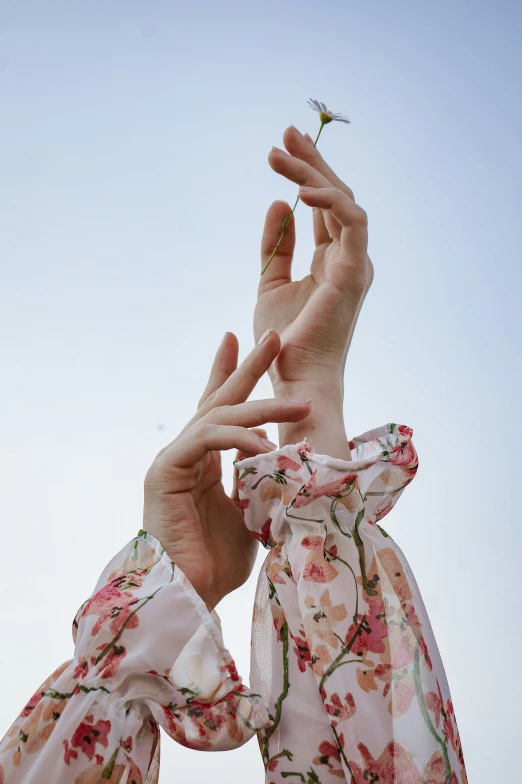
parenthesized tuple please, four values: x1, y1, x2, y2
(0, 531, 269, 783)
(236, 424, 467, 783)
(255, 125, 373, 460)
(0, 332, 310, 783)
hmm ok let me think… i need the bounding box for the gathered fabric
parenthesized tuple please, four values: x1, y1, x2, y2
(0, 424, 467, 783)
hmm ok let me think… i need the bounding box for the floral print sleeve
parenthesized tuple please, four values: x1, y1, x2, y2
(0, 531, 270, 783)
(0, 423, 467, 784)
(236, 423, 467, 784)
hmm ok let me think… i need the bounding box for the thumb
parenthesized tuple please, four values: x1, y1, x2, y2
(259, 200, 295, 287)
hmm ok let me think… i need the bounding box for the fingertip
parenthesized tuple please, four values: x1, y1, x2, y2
(285, 396, 312, 405)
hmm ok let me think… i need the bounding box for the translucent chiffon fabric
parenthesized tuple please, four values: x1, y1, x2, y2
(0, 424, 467, 783)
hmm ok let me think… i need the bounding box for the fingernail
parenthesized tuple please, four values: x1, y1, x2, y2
(299, 186, 315, 193)
(257, 329, 271, 345)
(260, 437, 278, 450)
(286, 396, 312, 405)
(271, 145, 285, 153)
(290, 125, 303, 137)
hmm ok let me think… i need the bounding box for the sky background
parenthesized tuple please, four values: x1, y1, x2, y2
(1, 1, 521, 781)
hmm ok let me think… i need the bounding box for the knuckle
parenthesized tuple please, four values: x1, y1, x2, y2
(206, 403, 230, 423)
(194, 422, 212, 440)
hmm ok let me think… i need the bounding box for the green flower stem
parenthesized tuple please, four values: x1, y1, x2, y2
(331, 724, 357, 784)
(261, 122, 326, 275)
(261, 620, 291, 762)
(318, 614, 367, 693)
(413, 644, 452, 780)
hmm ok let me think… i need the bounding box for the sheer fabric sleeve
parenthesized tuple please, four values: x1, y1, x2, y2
(0, 531, 270, 784)
(236, 422, 467, 784)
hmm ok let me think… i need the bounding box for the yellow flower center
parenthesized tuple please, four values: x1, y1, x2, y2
(320, 112, 333, 124)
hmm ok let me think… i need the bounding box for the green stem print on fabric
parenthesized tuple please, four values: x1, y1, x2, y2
(352, 508, 378, 597)
(261, 580, 291, 768)
(332, 724, 357, 784)
(413, 644, 452, 780)
(95, 562, 175, 665)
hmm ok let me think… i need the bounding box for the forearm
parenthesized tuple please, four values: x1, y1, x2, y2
(273, 378, 352, 460)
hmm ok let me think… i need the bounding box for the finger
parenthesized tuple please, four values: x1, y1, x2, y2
(164, 424, 278, 469)
(197, 332, 239, 410)
(269, 145, 330, 190)
(203, 396, 312, 429)
(231, 426, 267, 502)
(286, 127, 355, 201)
(298, 186, 369, 293)
(259, 200, 295, 290)
(303, 132, 338, 246)
(268, 146, 342, 241)
(197, 329, 281, 417)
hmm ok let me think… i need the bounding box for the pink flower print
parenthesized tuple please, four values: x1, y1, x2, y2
(324, 692, 356, 723)
(425, 687, 443, 728)
(20, 661, 69, 718)
(94, 643, 126, 680)
(423, 752, 459, 784)
(272, 604, 287, 643)
(251, 517, 272, 546)
(20, 688, 45, 719)
(398, 425, 413, 438)
(304, 589, 348, 648)
(356, 662, 391, 695)
(374, 501, 393, 523)
(259, 477, 297, 505)
(389, 438, 417, 469)
(63, 739, 78, 765)
(276, 455, 302, 472)
(297, 441, 314, 461)
(345, 611, 388, 657)
(388, 672, 416, 717)
(293, 469, 358, 509)
(420, 636, 433, 670)
(266, 547, 289, 585)
(311, 644, 333, 676)
(350, 741, 422, 784)
(289, 629, 311, 673)
(315, 739, 341, 763)
(219, 658, 241, 682)
(73, 659, 89, 681)
(70, 717, 111, 761)
(301, 536, 339, 583)
(80, 580, 140, 637)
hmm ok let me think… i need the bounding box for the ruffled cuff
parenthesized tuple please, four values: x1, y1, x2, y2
(236, 422, 418, 549)
(0, 532, 269, 783)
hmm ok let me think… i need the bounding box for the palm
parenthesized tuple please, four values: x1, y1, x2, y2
(158, 449, 258, 607)
(256, 239, 361, 385)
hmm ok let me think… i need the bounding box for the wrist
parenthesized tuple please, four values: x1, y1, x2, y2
(272, 381, 351, 461)
(272, 376, 344, 406)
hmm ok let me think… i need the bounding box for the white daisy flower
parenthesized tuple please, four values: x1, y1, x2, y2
(307, 98, 350, 125)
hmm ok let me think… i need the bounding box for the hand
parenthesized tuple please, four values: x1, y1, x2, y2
(255, 125, 374, 394)
(142, 330, 311, 611)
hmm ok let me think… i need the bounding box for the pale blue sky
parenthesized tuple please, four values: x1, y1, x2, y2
(1, 1, 520, 782)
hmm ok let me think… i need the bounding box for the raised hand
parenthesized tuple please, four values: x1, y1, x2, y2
(256, 125, 374, 393)
(142, 330, 311, 610)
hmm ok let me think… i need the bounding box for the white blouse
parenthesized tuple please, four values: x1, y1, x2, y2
(0, 423, 467, 783)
